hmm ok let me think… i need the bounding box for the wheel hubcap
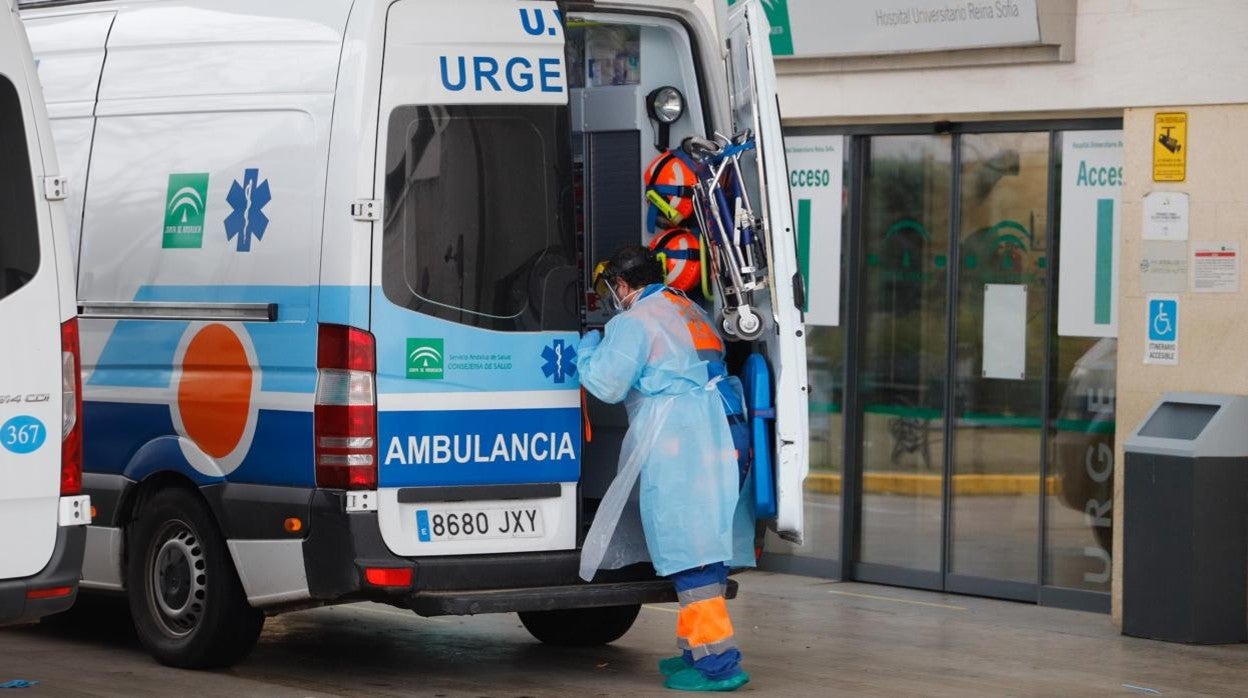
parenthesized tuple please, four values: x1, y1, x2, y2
(148, 521, 207, 637)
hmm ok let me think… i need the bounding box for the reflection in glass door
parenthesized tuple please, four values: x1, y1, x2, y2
(947, 132, 1050, 596)
(756, 122, 1122, 610)
(853, 131, 1053, 598)
(855, 135, 951, 581)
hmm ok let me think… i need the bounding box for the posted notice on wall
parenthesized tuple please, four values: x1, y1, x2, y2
(1058, 131, 1123, 338)
(1192, 242, 1239, 293)
(1142, 191, 1189, 241)
(785, 134, 844, 326)
(1139, 241, 1189, 294)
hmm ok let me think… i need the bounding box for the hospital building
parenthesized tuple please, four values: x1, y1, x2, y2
(754, 0, 1248, 624)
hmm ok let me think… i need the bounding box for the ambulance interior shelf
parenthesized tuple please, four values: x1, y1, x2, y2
(567, 14, 708, 330)
(567, 23, 771, 343)
(568, 15, 706, 521)
(567, 15, 777, 535)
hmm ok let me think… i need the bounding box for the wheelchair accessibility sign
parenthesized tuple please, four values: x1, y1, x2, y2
(1146, 295, 1179, 365)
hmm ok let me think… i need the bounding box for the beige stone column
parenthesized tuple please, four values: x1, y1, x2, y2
(1114, 104, 1248, 623)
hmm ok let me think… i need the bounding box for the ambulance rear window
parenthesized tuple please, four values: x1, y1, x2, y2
(0, 76, 40, 302)
(381, 104, 577, 332)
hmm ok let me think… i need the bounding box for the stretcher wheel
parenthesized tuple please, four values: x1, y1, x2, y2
(733, 308, 763, 340)
(719, 312, 738, 338)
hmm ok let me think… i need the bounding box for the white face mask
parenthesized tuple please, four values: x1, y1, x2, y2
(605, 283, 642, 314)
(619, 287, 643, 310)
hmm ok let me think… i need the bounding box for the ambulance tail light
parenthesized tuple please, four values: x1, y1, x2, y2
(60, 318, 82, 497)
(315, 325, 377, 490)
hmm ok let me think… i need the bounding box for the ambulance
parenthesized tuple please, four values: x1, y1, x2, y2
(20, 0, 808, 667)
(0, 0, 89, 626)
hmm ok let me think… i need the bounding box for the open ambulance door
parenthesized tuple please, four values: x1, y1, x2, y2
(724, 0, 808, 544)
(370, 0, 583, 558)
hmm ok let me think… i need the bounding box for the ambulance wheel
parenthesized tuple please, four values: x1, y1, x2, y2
(733, 309, 763, 341)
(518, 604, 640, 646)
(126, 488, 264, 669)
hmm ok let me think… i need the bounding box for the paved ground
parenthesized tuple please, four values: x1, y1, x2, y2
(3, 572, 1247, 696)
(768, 490, 1110, 591)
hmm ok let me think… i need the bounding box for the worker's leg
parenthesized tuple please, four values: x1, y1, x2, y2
(663, 563, 748, 691)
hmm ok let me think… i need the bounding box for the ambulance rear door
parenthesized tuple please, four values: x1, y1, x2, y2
(370, 0, 583, 557)
(0, 5, 66, 579)
(724, 0, 808, 543)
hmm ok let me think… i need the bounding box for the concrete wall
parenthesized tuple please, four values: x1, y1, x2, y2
(1113, 104, 1248, 622)
(777, 0, 1248, 124)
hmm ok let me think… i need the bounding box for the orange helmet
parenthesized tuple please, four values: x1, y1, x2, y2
(644, 150, 697, 231)
(649, 228, 701, 292)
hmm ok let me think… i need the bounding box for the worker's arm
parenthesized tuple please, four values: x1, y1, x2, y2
(577, 316, 648, 404)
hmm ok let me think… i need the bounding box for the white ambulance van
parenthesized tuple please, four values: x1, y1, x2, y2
(21, 0, 807, 668)
(0, 0, 89, 626)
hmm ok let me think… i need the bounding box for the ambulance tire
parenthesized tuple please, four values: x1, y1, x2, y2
(518, 604, 640, 646)
(126, 487, 265, 669)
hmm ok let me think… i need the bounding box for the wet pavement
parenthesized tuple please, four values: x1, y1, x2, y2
(2, 571, 1246, 696)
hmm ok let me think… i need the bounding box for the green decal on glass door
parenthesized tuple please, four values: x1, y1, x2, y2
(796, 198, 812, 312)
(1094, 198, 1114, 325)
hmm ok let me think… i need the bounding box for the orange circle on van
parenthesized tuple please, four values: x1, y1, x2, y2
(176, 324, 252, 459)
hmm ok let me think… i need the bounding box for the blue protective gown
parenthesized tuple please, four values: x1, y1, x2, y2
(577, 286, 740, 579)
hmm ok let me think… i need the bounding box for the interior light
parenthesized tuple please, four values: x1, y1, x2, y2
(648, 86, 685, 124)
(647, 86, 686, 151)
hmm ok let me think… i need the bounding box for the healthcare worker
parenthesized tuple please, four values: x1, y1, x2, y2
(577, 245, 750, 693)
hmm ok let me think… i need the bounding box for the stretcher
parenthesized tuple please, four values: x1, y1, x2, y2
(680, 130, 768, 341)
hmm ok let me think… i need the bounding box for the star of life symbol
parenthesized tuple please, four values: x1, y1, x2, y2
(541, 339, 577, 384)
(225, 168, 271, 252)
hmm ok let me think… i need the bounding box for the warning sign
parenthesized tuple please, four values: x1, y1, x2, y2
(1153, 112, 1187, 182)
(1192, 242, 1239, 293)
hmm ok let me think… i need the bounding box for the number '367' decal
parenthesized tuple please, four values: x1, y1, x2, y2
(1, 416, 47, 454)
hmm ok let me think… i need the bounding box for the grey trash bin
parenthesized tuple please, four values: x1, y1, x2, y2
(1122, 393, 1248, 644)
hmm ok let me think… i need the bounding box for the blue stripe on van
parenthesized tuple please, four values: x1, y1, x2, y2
(371, 287, 581, 394)
(83, 401, 314, 487)
(88, 316, 318, 394)
(378, 407, 580, 487)
(89, 320, 185, 389)
(83, 283, 584, 489)
(231, 409, 315, 486)
(88, 284, 581, 394)
(83, 400, 201, 480)
(88, 285, 367, 393)
(320, 285, 370, 327)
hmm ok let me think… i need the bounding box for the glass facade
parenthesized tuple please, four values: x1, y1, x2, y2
(948, 131, 1049, 587)
(763, 122, 1119, 610)
(857, 135, 950, 574)
(1046, 336, 1116, 593)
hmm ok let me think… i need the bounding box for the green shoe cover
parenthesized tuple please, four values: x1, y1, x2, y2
(659, 655, 692, 676)
(664, 667, 750, 692)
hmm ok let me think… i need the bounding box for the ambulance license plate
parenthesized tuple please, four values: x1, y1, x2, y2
(415, 506, 543, 542)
